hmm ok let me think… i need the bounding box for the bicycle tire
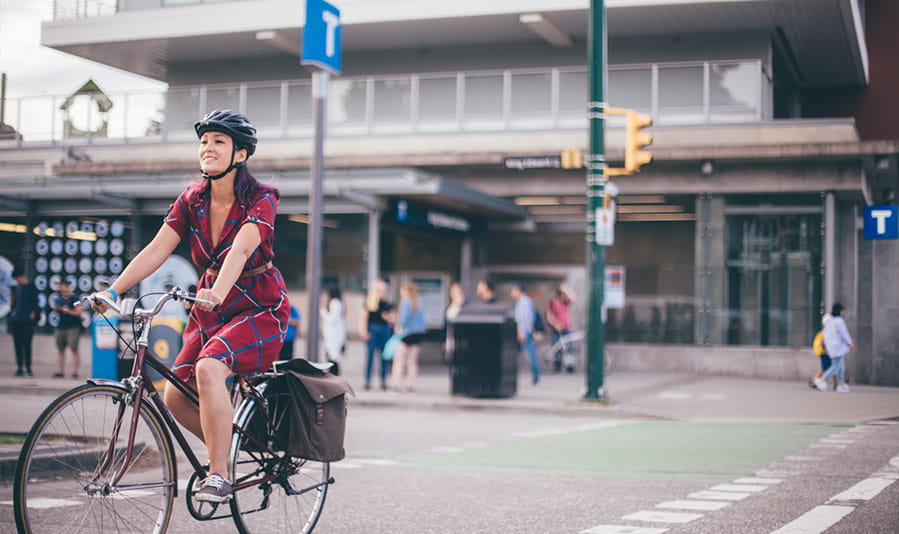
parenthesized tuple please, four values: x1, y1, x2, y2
(229, 385, 330, 534)
(14, 383, 177, 534)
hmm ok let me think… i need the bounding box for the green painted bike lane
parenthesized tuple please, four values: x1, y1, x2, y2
(409, 421, 853, 482)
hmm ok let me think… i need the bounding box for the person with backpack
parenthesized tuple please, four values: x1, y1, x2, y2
(808, 314, 835, 390)
(814, 303, 854, 393)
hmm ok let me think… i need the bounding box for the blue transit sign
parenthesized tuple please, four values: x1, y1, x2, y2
(864, 205, 899, 240)
(301, 0, 342, 74)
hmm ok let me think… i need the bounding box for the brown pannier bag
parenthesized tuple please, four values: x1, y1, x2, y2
(245, 358, 354, 462)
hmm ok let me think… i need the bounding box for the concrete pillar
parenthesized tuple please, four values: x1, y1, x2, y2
(824, 192, 836, 311)
(366, 209, 381, 283)
(460, 236, 472, 291)
(694, 194, 726, 345)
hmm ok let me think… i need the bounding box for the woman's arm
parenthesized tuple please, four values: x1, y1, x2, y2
(92, 224, 180, 312)
(195, 222, 261, 311)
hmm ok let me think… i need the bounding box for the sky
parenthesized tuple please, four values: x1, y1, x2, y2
(0, 0, 164, 98)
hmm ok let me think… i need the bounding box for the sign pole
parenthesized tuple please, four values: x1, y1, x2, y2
(301, 0, 342, 362)
(305, 69, 328, 362)
(585, 0, 608, 401)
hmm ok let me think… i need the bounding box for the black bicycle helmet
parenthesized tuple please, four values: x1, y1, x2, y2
(194, 109, 257, 156)
(194, 110, 257, 180)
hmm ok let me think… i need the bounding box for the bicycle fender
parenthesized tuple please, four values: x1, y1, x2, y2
(86, 378, 127, 388)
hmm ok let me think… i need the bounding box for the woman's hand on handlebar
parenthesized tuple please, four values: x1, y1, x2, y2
(194, 288, 223, 312)
(87, 291, 117, 314)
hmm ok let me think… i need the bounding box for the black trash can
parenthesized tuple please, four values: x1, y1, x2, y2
(448, 304, 518, 398)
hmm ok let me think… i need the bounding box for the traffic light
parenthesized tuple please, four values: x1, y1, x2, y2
(625, 110, 653, 173)
(561, 146, 583, 169)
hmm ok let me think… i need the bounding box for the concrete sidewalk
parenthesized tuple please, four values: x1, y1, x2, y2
(3, 334, 899, 424)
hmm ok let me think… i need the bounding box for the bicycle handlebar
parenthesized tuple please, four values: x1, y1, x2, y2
(83, 287, 214, 318)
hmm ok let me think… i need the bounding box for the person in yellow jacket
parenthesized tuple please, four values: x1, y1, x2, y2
(808, 314, 835, 390)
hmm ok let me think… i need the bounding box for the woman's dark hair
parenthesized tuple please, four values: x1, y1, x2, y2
(187, 164, 279, 207)
(328, 286, 342, 300)
(831, 302, 844, 316)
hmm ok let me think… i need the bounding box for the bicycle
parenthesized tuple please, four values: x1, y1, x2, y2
(13, 287, 333, 534)
(544, 330, 614, 375)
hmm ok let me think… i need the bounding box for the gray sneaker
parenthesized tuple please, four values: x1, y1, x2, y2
(195, 473, 232, 503)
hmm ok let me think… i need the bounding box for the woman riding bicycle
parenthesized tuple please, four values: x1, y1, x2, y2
(90, 109, 289, 504)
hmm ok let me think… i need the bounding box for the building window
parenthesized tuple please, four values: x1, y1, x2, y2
(725, 207, 822, 347)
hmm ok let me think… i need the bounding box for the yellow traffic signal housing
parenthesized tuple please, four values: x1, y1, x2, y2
(624, 110, 653, 173)
(561, 146, 583, 169)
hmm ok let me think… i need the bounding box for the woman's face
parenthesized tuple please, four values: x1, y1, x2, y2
(199, 131, 246, 176)
(375, 279, 388, 296)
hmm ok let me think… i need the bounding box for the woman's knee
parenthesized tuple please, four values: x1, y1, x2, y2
(195, 357, 231, 392)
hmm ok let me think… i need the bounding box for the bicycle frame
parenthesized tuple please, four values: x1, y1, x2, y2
(89, 290, 294, 498)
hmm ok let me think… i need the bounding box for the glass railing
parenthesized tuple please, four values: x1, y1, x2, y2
(1, 60, 765, 145)
(48, 0, 242, 21)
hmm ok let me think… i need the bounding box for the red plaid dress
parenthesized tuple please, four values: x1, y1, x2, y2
(164, 183, 289, 381)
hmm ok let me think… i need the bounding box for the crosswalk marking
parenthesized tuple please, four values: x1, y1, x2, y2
(581, 526, 668, 534)
(733, 477, 784, 485)
(622, 510, 703, 524)
(769, 454, 899, 533)
(656, 499, 730, 511)
(709, 483, 767, 493)
(687, 490, 751, 501)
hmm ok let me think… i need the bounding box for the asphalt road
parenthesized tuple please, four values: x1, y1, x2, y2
(3, 400, 898, 533)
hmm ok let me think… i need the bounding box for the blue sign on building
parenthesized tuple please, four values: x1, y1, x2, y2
(301, 0, 342, 74)
(864, 204, 899, 240)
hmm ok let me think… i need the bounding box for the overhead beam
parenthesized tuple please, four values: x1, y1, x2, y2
(519, 13, 572, 47)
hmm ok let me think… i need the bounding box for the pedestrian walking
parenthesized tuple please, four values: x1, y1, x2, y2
(442, 282, 466, 359)
(359, 278, 394, 390)
(391, 281, 426, 392)
(476, 279, 497, 304)
(279, 304, 301, 360)
(53, 279, 83, 378)
(320, 286, 346, 375)
(546, 283, 574, 372)
(814, 303, 854, 393)
(808, 314, 836, 390)
(9, 267, 39, 377)
(511, 281, 540, 385)
(88, 109, 290, 503)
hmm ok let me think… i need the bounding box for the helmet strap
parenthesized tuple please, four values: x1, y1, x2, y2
(201, 143, 245, 181)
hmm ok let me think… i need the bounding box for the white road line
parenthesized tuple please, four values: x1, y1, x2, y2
(769, 505, 855, 534)
(809, 443, 846, 449)
(769, 454, 899, 534)
(622, 510, 704, 524)
(581, 526, 668, 534)
(830, 477, 895, 502)
(4, 497, 82, 509)
(709, 483, 768, 493)
(355, 458, 398, 466)
(866, 421, 897, 425)
(428, 446, 467, 453)
(656, 500, 730, 511)
(687, 490, 752, 501)
(657, 392, 691, 400)
(819, 438, 855, 444)
(734, 477, 784, 485)
(782, 455, 818, 462)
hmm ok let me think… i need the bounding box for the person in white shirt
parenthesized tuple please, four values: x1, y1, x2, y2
(320, 286, 346, 375)
(814, 303, 854, 392)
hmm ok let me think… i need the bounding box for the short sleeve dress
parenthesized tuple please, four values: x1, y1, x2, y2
(164, 183, 290, 382)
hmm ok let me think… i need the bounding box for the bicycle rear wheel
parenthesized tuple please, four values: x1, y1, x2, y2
(14, 383, 176, 534)
(229, 387, 330, 534)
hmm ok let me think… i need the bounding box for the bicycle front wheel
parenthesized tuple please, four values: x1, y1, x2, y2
(229, 388, 330, 534)
(14, 383, 176, 534)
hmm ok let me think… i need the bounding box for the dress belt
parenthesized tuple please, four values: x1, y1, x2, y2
(206, 261, 272, 278)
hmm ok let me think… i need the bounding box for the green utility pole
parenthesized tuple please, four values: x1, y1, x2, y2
(584, 0, 607, 401)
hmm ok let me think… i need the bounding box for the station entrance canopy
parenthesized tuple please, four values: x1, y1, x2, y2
(0, 167, 528, 223)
